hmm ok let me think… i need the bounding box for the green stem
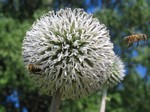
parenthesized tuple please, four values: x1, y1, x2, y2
(99, 88, 107, 112)
(49, 89, 62, 112)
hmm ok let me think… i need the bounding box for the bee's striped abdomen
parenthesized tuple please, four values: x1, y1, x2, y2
(28, 64, 42, 73)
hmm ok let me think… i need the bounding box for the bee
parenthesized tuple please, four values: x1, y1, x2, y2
(28, 64, 42, 74)
(124, 34, 147, 47)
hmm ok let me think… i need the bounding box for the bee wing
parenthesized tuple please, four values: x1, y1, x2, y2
(144, 34, 147, 40)
(127, 29, 136, 35)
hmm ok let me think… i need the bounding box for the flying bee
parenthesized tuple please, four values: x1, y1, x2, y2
(124, 34, 147, 47)
(28, 64, 42, 74)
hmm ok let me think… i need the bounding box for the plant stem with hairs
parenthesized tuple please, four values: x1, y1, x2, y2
(100, 88, 107, 112)
(49, 89, 62, 112)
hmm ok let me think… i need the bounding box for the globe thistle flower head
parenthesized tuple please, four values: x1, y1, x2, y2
(105, 55, 125, 87)
(22, 8, 116, 99)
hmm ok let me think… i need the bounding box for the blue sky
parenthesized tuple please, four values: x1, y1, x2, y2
(84, 0, 102, 13)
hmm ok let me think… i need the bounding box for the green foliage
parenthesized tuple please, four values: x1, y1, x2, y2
(0, 11, 51, 112)
(0, 0, 43, 20)
(61, 92, 101, 112)
(94, 0, 150, 112)
(0, 17, 28, 87)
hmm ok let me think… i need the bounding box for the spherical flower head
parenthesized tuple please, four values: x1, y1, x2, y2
(22, 8, 116, 99)
(105, 55, 125, 87)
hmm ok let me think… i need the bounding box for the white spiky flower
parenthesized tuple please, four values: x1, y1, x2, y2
(105, 55, 125, 87)
(22, 8, 123, 99)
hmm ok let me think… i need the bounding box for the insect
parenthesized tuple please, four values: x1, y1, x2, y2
(28, 64, 42, 74)
(124, 34, 147, 47)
